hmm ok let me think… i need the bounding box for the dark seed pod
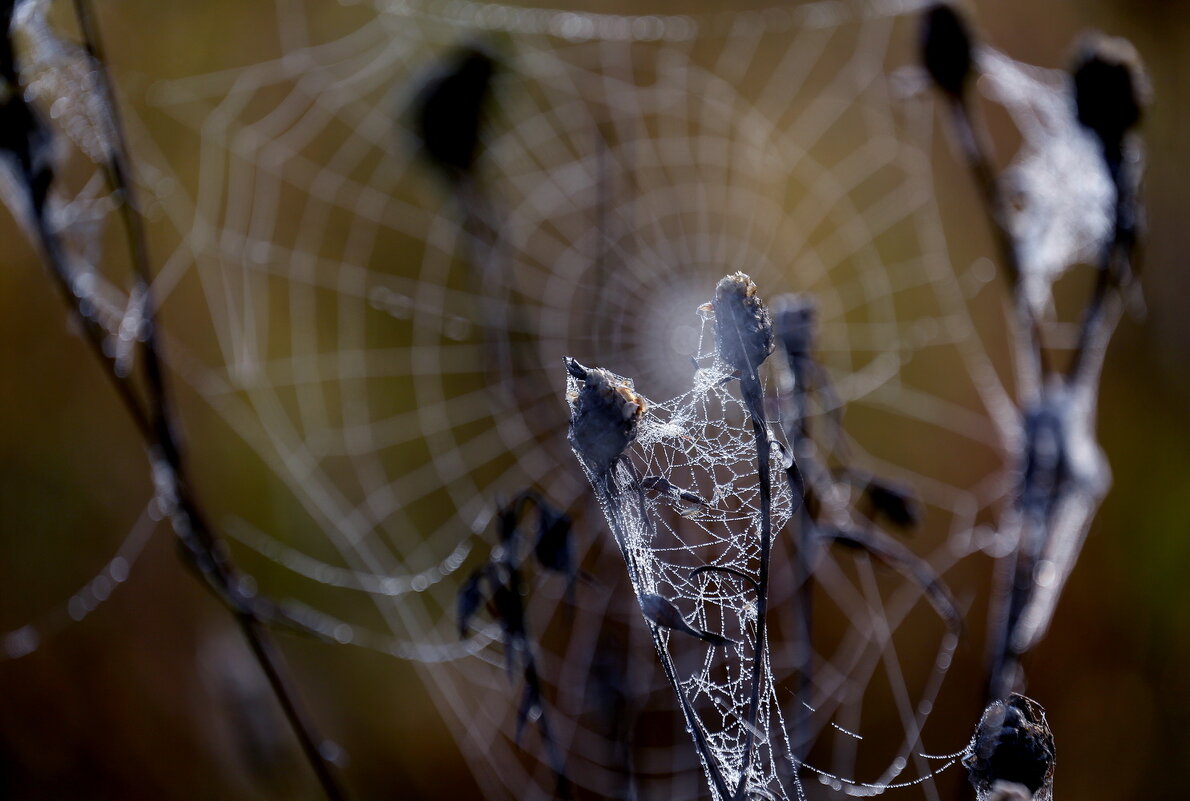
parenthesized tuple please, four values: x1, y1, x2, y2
(1071, 32, 1150, 156)
(713, 272, 774, 377)
(863, 477, 922, 530)
(565, 357, 646, 476)
(773, 294, 816, 362)
(492, 586, 525, 639)
(964, 694, 1055, 800)
(495, 498, 520, 546)
(533, 502, 573, 576)
(457, 564, 490, 638)
(410, 42, 499, 183)
(921, 3, 974, 99)
(491, 575, 528, 677)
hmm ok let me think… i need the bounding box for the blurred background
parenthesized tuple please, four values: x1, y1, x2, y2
(0, 1, 1187, 800)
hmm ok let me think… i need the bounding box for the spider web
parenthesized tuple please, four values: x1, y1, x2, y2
(1, 1, 1121, 800)
(566, 329, 803, 800)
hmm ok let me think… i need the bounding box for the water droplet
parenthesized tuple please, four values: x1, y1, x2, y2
(68, 595, 87, 621)
(972, 257, 996, 284)
(91, 575, 113, 602)
(4, 626, 39, 658)
(1034, 559, 1057, 589)
(319, 739, 348, 765)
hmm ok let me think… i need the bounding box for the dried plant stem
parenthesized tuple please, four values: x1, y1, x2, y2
(941, 43, 1140, 707)
(946, 99, 1048, 397)
(41, 5, 351, 799)
(943, 91, 1057, 707)
(596, 467, 734, 801)
(789, 477, 814, 765)
(1068, 158, 1136, 386)
(736, 375, 774, 801)
(777, 341, 815, 765)
(31, 219, 151, 436)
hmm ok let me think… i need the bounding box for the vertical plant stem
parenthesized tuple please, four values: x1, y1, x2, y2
(31, 219, 152, 438)
(60, 5, 350, 798)
(596, 467, 734, 801)
(782, 375, 814, 766)
(946, 99, 1048, 396)
(237, 612, 348, 801)
(945, 94, 1048, 708)
(735, 377, 773, 801)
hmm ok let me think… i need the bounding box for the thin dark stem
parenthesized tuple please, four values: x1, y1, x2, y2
(49, 6, 351, 799)
(735, 377, 773, 801)
(70, 0, 172, 446)
(947, 102, 1020, 288)
(1067, 253, 1114, 383)
(238, 612, 347, 800)
(175, 497, 349, 800)
(943, 92, 1053, 710)
(596, 465, 734, 801)
(649, 622, 734, 801)
(1069, 157, 1135, 385)
(522, 656, 572, 799)
(457, 177, 523, 410)
(32, 219, 152, 439)
(782, 357, 815, 765)
(691, 564, 760, 591)
(984, 528, 1023, 703)
(947, 98, 1050, 389)
(36, 209, 348, 801)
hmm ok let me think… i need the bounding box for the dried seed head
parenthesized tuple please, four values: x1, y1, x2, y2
(1071, 32, 1150, 155)
(411, 41, 500, 182)
(964, 694, 1055, 801)
(565, 357, 646, 476)
(457, 565, 489, 638)
(921, 3, 974, 99)
(862, 477, 923, 530)
(772, 293, 817, 361)
(533, 502, 573, 576)
(713, 272, 774, 376)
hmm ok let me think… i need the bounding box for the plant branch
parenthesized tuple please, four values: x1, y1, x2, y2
(19, 6, 354, 798)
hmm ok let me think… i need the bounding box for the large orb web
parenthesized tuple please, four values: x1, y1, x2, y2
(119, 1, 1018, 800)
